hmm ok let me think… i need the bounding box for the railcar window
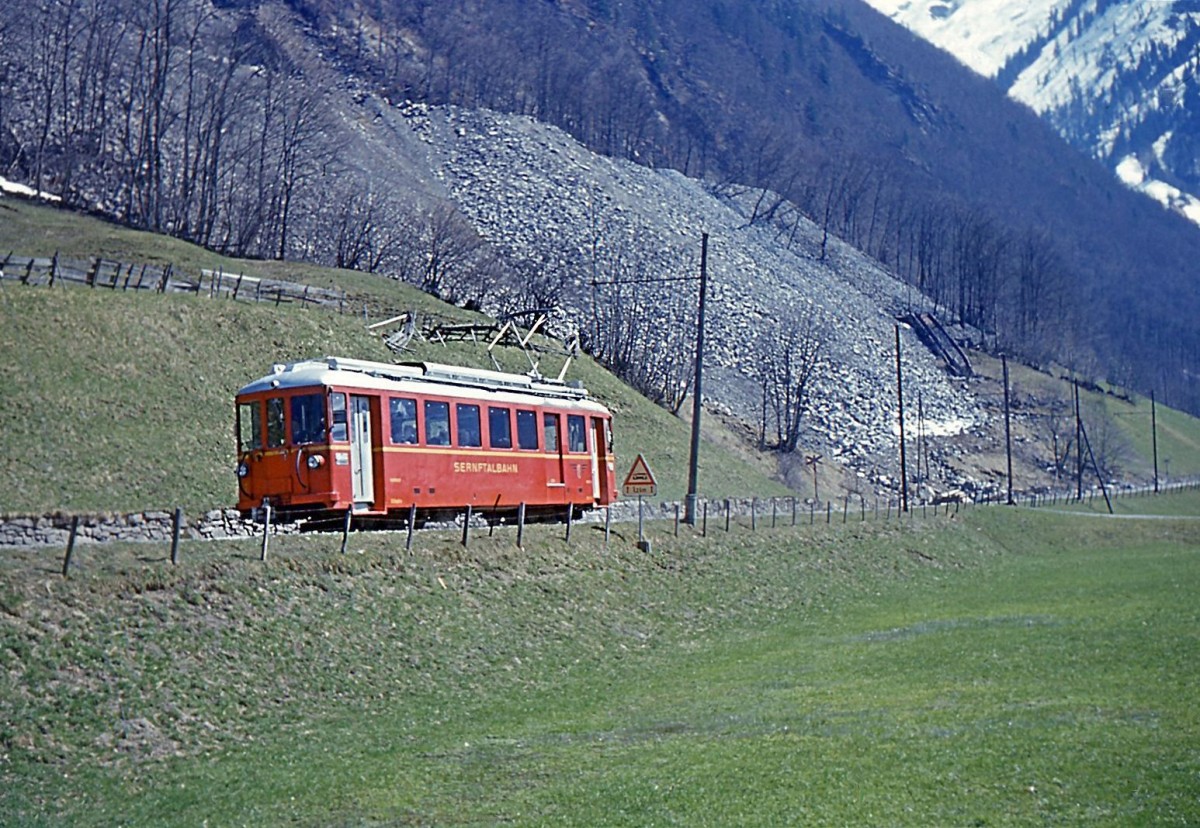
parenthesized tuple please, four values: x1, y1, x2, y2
(266, 397, 286, 448)
(238, 402, 262, 452)
(390, 397, 418, 444)
(543, 413, 560, 453)
(291, 393, 327, 445)
(425, 400, 450, 446)
(516, 409, 539, 450)
(456, 403, 482, 447)
(488, 406, 513, 449)
(330, 393, 348, 442)
(567, 414, 587, 452)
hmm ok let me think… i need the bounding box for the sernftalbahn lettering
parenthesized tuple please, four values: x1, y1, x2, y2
(453, 461, 519, 475)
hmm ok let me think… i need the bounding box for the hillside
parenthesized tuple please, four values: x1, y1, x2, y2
(5, 194, 1200, 520)
(0, 198, 790, 516)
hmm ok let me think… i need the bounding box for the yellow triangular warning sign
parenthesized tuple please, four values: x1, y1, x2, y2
(623, 454, 657, 495)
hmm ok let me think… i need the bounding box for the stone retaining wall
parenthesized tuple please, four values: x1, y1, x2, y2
(0, 509, 287, 548)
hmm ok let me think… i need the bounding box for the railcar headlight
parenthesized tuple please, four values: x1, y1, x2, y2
(306, 454, 325, 469)
(237, 462, 250, 478)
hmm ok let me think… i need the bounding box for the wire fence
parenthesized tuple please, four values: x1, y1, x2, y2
(6, 477, 1199, 579)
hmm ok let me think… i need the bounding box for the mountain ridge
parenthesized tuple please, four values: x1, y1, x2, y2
(863, 0, 1200, 226)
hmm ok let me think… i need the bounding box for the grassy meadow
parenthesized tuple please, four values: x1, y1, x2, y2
(2, 500, 1199, 825)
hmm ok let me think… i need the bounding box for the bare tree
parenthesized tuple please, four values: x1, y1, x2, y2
(1040, 396, 1076, 483)
(584, 220, 698, 413)
(1081, 400, 1133, 483)
(270, 82, 338, 260)
(385, 201, 502, 306)
(755, 305, 825, 453)
(325, 187, 410, 273)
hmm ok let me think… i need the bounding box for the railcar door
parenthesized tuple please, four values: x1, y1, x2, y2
(261, 395, 293, 496)
(349, 394, 376, 509)
(590, 416, 611, 503)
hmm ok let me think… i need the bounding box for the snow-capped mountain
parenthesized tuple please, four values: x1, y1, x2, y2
(864, 0, 1200, 226)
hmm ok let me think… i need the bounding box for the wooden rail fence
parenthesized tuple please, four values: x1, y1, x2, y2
(0, 251, 347, 309)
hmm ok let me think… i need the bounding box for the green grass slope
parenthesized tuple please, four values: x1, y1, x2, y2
(2, 497, 1199, 824)
(959, 351, 1200, 491)
(0, 198, 784, 514)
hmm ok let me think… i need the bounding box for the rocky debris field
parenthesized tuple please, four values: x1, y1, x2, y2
(382, 102, 983, 492)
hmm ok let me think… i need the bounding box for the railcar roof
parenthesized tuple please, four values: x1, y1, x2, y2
(236, 357, 608, 411)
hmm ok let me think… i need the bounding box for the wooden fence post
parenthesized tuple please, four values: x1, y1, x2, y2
(406, 504, 417, 553)
(170, 507, 183, 565)
(340, 509, 352, 554)
(260, 503, 271, 562)
(62, 515, 80, 577)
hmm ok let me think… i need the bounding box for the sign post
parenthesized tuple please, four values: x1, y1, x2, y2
(623, 454, 658, 552)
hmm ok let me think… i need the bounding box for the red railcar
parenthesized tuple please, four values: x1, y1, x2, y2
(234, 357, 617, 521)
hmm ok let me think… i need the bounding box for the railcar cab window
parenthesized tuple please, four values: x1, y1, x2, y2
(330, 393, 348, 442)
(266, 397, 286, 448)
(291, 393, 327, 445)
(488, 406, 513, 449)
(390, 397, 418, 444)
(238, 402, 262, 452)
(516, 409, 539, 450)
(543, 413, 560, 453)
(567, 414, 587, 452)
(456, 403, 482, 447)
(425, 400, 450, 446)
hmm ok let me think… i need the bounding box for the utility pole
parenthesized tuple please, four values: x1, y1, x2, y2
(685, 233, 709, 525)
(1151, 390, 1160, 493)
(1003, 355, 1014, 505)
(895, 324, 908, 512)
(590, 232, 709, 526)
(1074, 378, 1083, 500)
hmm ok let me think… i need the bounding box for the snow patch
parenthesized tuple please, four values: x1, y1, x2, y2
(1115, 155, 1146, 187)
(0, 176, 61, 202)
